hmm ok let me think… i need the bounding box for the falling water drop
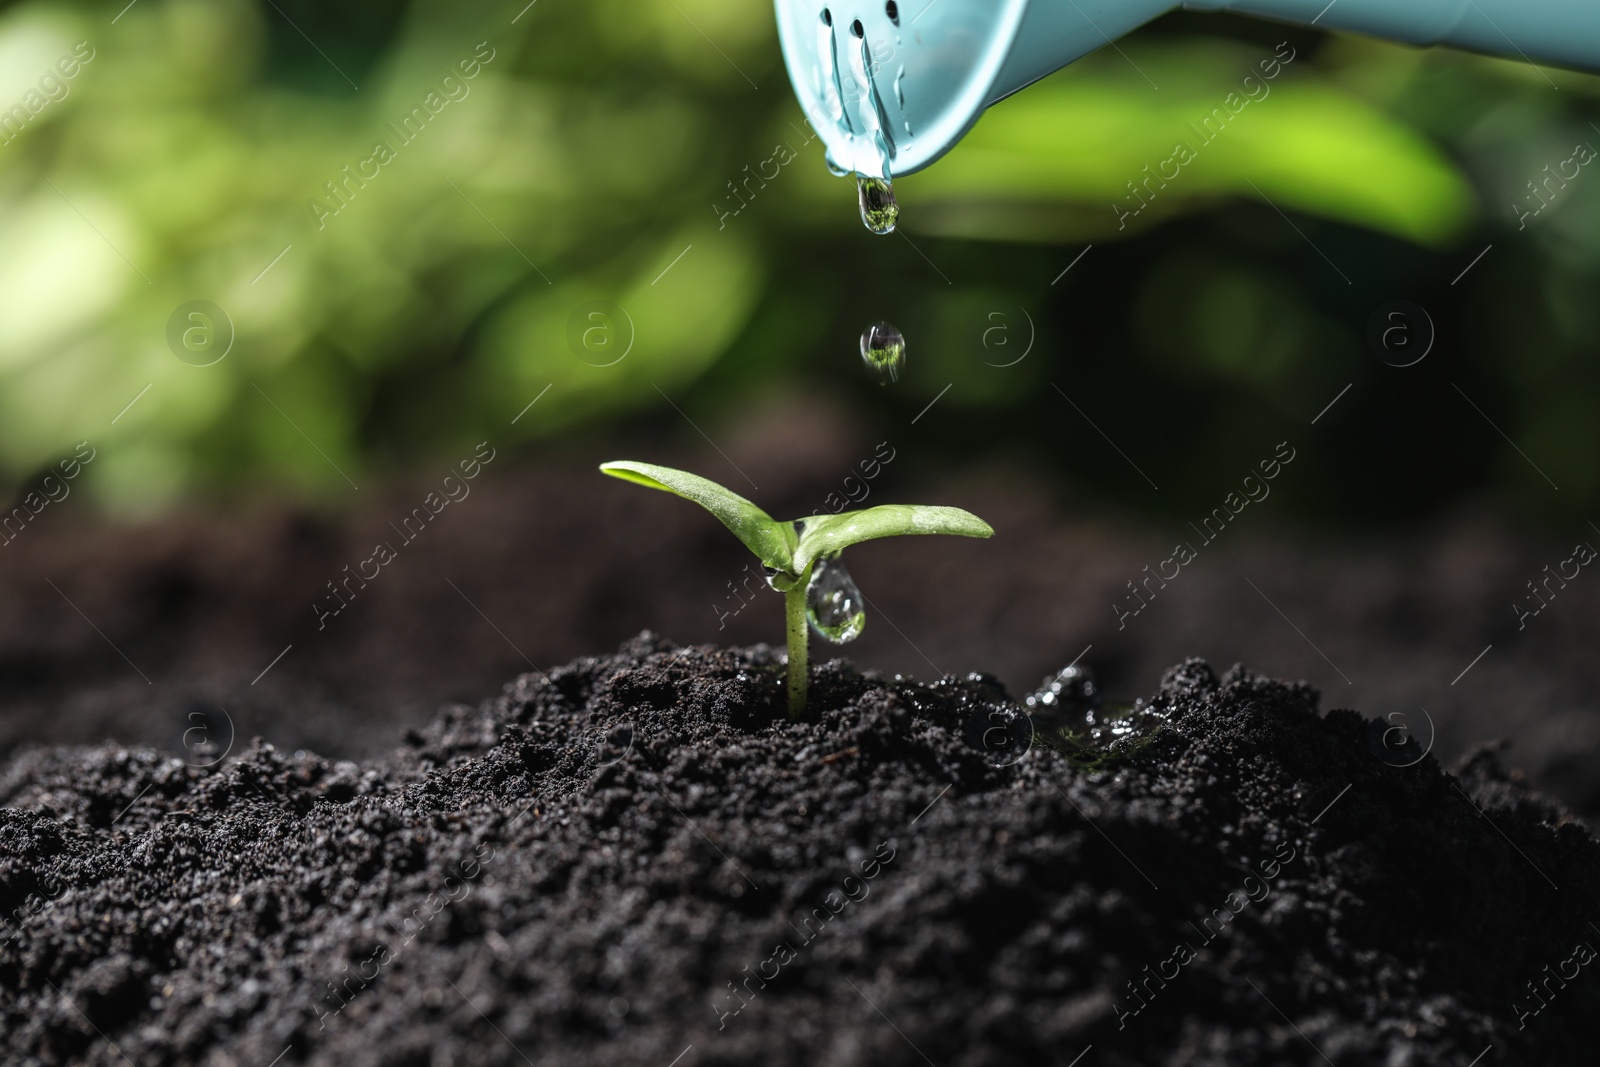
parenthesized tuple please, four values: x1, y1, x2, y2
(857, 176, 898, 234)
(859, 321, 905, 383)
(806, 557, 866, 643)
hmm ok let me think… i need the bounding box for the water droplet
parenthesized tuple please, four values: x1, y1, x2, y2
(859, 321, 905, 383)
(1024, 663, 1101, 715)
(857, 175, 898, 235)
(806, 557, 865, 643)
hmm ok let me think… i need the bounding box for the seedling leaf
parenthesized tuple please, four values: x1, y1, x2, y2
(794, 505, 993, 574)
(600, 461, 794, 570)
(599, 460, 995, 718)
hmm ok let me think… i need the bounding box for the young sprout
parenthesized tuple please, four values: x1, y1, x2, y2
(600, 460, 994, 716)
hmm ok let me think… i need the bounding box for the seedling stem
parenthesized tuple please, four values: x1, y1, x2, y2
(784, 567, 812, 716)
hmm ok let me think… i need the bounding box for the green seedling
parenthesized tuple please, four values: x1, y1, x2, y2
(600, 461, 994, 717)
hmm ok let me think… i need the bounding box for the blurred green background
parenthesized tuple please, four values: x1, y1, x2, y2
(2, 0, 1598, 520)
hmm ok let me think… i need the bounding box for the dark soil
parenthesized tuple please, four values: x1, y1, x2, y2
(3, 397, 1600, 821)
(2, 637, 1594, 1066)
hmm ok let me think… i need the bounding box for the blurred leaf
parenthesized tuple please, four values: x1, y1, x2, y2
(0, 0, 1592, 522)
(892, 42, 1477, 245)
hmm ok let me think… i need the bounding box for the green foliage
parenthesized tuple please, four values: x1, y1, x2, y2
(0, 0, 773, 507)
(0, 2, 1596, 517)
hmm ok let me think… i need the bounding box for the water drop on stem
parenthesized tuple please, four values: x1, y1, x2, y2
(806, 557, 866, 643)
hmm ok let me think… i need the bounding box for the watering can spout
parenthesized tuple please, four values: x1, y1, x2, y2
(775, 0, 1600, 179)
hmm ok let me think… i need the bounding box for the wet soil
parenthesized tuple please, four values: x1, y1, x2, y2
(2, 638, 1594, 1066)
(1, 399, 1597, 819)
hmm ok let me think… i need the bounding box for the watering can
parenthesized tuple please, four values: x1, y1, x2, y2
(774, 0, 1600, 180)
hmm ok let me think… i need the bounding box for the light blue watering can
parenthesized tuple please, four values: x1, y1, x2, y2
(775, 0, 1600, 182)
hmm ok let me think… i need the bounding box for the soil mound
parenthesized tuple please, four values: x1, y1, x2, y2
(1, 635, 1593, 1065)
